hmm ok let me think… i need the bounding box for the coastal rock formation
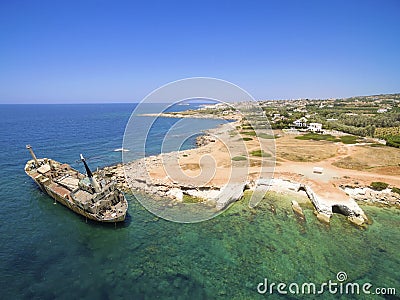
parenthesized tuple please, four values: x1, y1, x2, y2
(342, 186, 400, 206)
(102, 155, 243, 209)
(195, 135, 216, 147)
(291, 200, 305, 219)
(100, 162, 370, 226)
(298, 184, 368, 226)
(253, 178, 368, 225)
(215, 183, 246, 210)
(166, 188, 183, 202)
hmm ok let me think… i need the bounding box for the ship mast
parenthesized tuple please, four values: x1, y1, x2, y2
(80, 154, 101, 193)
(26, 145, 39, 167)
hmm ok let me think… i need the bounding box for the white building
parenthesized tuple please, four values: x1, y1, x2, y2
(308, 123, 323, 132)
(377, 108, 388, 113)
(293, 117, 308, 127)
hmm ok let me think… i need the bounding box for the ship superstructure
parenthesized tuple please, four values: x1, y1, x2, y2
(25, 145, 128, 222)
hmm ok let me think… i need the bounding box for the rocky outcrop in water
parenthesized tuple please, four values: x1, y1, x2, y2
(297, 184, 368, 226)
(100, 157, 246, 210)
(100, 163, 372, 226)
(291, 200, 305, 219)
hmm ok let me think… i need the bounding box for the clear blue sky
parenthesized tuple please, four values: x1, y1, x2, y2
(0, 0, 399, 103)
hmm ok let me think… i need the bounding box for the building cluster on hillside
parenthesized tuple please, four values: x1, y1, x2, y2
(196, 94, 399, 137)
(251, 93, 400, 134)
(257, 94, 400, 111)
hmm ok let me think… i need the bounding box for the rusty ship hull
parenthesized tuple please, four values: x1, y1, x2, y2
(25, 146, 128, 223)
(26, 170, 125, 222)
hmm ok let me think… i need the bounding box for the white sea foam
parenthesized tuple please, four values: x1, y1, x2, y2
(114, 148, 130, 152)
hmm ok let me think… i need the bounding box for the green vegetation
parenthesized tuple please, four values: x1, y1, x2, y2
(375, 127, 400, 137)
(182, 194, 205, 203)
(258, 133, 277, 139)
(250, 149, 271, 157)
(242, 137, 252, 141)
(310, 101, 400, 147)
(241, 131, 276, 139)
(295, 133, 360, 144)
(370, 182, 389, 191)
(261, 93, 400, 148)
(391, 187, 400, 195)
(241, 131, 256, 136)
(295, 133, 339, 142)
(232, 156, 247, 161)
(339, 135, 359, 144)
(242, 125, 254, 130)
(374, 128, 400, 148)
(385, 135, 400, 148)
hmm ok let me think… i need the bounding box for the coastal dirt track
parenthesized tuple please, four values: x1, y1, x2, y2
(131, 125, 400, 189)
(270, 132, 400, 203)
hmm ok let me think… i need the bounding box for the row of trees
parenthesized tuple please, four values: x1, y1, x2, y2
(263, 105, 400, 148)
(385, 136, 400, 148)
(375, 127, 400, 137)
(324, 123, 373, 137)
(337, 114, 400, 128)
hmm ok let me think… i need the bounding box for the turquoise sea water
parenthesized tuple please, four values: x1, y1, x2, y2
(0, 104, 399, 299)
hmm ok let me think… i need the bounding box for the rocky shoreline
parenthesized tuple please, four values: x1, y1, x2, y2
(342, 185, 400, 206)
(97, 159, 398, 226)
(100, 158, 400, 205)
(109, 153, 247, 210)
(96, 110, 399, 227)
(138, 112, 239, 121)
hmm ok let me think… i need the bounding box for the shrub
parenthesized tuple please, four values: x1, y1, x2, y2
(241, 132, 277, 139)
(182, 194, 204, 203)
(370, 181, 389, 191)
(232, 156, 247, 161)
(241, 131, 257, 136)
(385, 135, 400, 148)
(391, 187, 400, 195)
(340, 135, 359, 144)
(242, 137, 252, 141)
(295, 133, 339, 142)
(250, 150, 271, 157)
(258, 133, 276, 139)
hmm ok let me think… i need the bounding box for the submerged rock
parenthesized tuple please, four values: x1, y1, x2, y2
(316, 212, 331, 224)
(291, 200, 305, 219)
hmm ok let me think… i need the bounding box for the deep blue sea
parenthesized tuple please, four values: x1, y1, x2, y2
(0, 104, 399, 299)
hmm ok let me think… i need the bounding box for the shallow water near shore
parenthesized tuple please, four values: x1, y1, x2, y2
(0, 104, 399, 299)
(3, 192, 399, 299)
